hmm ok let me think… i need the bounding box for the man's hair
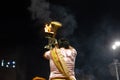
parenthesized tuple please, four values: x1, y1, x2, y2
(58, 38, 70, 49)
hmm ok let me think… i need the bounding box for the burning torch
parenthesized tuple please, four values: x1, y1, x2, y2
(44, 21, 62, 49)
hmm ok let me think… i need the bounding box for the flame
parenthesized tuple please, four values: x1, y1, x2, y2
(44, 21, 62, 34)
(44, 24, 54, 34)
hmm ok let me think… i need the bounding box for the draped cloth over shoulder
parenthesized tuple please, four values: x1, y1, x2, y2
(50, 47, 75, 80)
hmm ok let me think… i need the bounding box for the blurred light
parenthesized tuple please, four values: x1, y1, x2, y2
(112, 41, 120, 50)
(115, 41, 120, 47)
(1, 59, 4, 67)
(6, 65, 9, 68)
(7, 62, 10, 65)
(12, 65, 15, 68)
(1, 59, 16, 68)
(112, 45, 117, 50)
(12, 61, 15, 64)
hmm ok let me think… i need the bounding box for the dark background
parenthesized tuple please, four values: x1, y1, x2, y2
(0, 0, 120, 80)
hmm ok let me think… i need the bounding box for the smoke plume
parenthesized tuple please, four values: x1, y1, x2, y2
(50, 5, 78, 38)
(28, 0, 51, 23)
(28, 0, 78, 38)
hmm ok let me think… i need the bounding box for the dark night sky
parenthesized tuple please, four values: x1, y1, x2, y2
(0, 0, 120, 80)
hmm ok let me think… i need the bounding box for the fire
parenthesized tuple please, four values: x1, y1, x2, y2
(44, 21, 62, 49)
(44, 21, 62, 34)
(44, 23, 54, 34)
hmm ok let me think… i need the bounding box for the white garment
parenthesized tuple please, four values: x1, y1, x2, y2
(44, 47, 77, 80)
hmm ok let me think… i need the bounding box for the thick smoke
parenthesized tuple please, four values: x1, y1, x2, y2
(28, 0, 78, 38)
(28, 0, 51, 23)
(28, 0, 79, 65)
(50, 5, 78, 38)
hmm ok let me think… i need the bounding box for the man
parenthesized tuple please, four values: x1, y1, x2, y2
(44, 38, 77, 80)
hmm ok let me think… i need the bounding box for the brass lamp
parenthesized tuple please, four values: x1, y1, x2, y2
(44, 21, 62, 49)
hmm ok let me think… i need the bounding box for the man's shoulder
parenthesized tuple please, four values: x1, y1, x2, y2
(70, 47, 77, 55)
(45, 50, 51, 55)
(44, 50, 51, 59)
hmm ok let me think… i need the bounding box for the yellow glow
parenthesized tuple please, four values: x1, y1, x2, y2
(51, 21, 62, 27)
(32, 76, 46, 80)
(44, 24, 54, 34)
(44, 21, 62, 34)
